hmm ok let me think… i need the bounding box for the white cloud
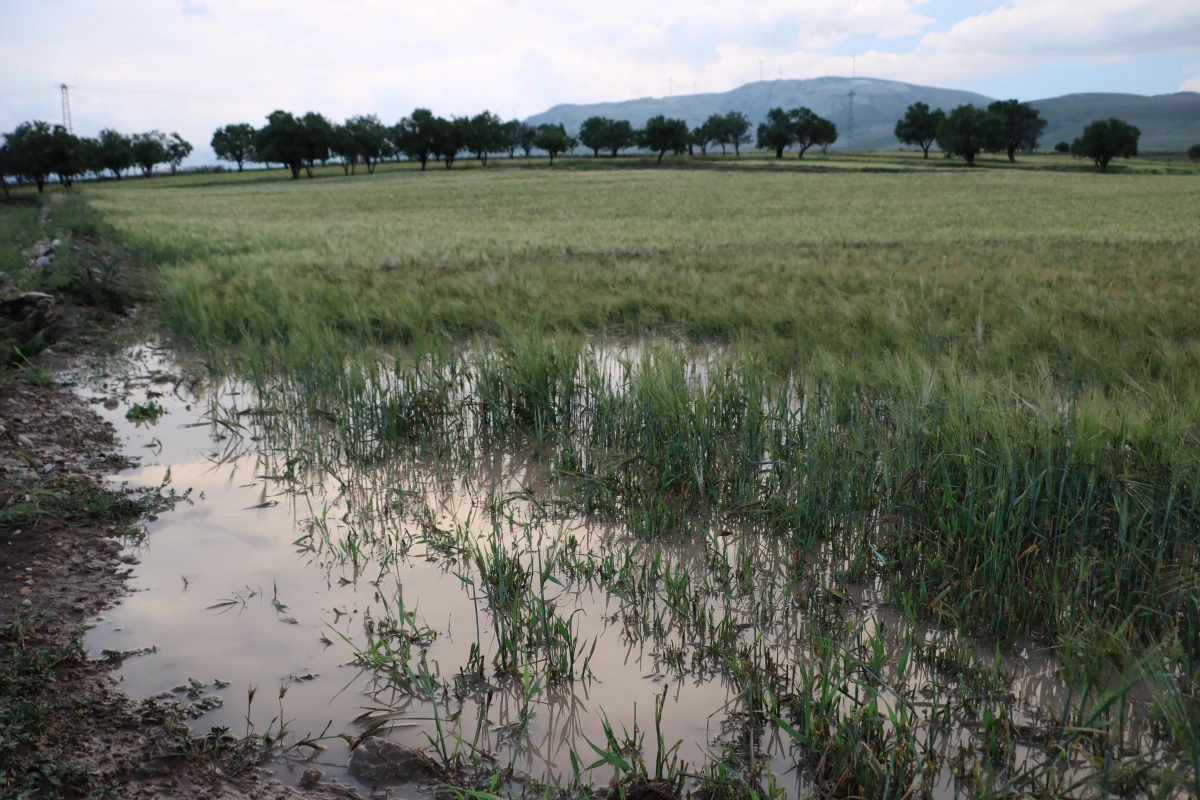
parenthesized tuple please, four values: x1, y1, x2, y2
(1, 0, 1197, 164)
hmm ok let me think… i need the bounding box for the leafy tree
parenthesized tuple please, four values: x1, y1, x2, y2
(49, 126, 84, 187)
(1054, 141, 1071, 153)
(532, 123, 576, 166)
(723, 111, 751, 156)
(131, 131, 170, 177)
(692, 119, 717, 156)
(935, 105, 1005, 167)
(756, 107, 793, 159)
(432, 116, 464, 168)
(256, 111, 307, 178)
(96, 128, 134, 179)
(299, 112, 333, 177)
(639, 115, 689, 164)
(519, 122, 538, 158)
(330, 123, 359, 174)
(346, 114, 388, 173)
(579, 116, 611, 158)
(393, 109, 438, 170)
(211, 123, 257, 171)
(464, 111, 504, 165)
(988, 99, 1047, 162)
(165, 132, 192, 174)
(500, 120, 526, 158)
(790, 107, 836, 158)
(607, 120, 635, 157)
(813, 116, 838, 155)
(1070, 118, 1140, 173)
(700, 114, 728, 154)
(6, 122, 54, 191)
(1187, 144, 1200, 161)
(0, 143, 13, 197)
(894, 102, 945, 159)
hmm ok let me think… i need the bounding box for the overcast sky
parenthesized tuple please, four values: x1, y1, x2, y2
(2, 0, 1197, 165)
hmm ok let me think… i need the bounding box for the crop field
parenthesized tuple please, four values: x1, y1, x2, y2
(29, 159, 1200, 797)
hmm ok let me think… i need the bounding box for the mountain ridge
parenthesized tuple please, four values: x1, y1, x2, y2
(524, 77, 1200, 152)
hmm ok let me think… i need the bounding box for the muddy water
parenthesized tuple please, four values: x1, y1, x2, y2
(69, 345, 1149, 798)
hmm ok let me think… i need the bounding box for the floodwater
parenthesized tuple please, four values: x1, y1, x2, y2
(69, 345, 1167, 798)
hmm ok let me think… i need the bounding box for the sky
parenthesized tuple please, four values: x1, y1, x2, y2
(1, 0, 1198, 166)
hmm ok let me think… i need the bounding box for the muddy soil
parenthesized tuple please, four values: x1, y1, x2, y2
(0, 367, 375, 800)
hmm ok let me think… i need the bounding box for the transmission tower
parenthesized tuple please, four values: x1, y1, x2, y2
(847, 90, 856, 151)
(60, 84, 73, 133)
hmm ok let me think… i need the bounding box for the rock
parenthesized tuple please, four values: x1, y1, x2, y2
(299, 767, 323, 788)
(32, 256, 52, 270)
(347, 737, 434, 784)
(19, 587, 32, 597)
(21, 599, 31, 607)
(16, 434, 33, 448)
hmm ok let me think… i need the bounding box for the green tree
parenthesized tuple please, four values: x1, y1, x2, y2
(211, 123, 257, 171)
(894, 102, 945, 159)
(299, 112, 332, 177)
(935, 105, 1005, 167)
(813, 116, 838, 155)
(532, 123, 576, 166)
(1054, 141, 1070, 153)
(639, 115, 689, 164)
(131, 131, 170, 177)
(724, 111, 751, 156)
(692, 118, 717, 155)
(579, 116, 612, 158)
(988, 99, 1047, 162)
(432, 116, 464, 168)
(756, 107, 793, 158)
(6, 121, 57, 191)
(256, 111, 307, 178)
(464, 111, 504, 165)
(96, 128, 134, 179)
(346, 114, 388, 173)
(791, 107, 836, 158)
(165, 132, 192, 175)
(330, 123, 359, 174)
(1187, 144, 1200, 161)
(607, 120, 635, 157)
(49, 125, 84, 188)
(393, 109, 438, 170)
(1070, 118, 1140, 173)
(500, 120, 525, 158)
(518, 122, 538, 157)
(0, 143, 13, 197)
(701, 113, 729, 154)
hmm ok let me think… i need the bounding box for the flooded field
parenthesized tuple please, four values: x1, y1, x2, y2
(70, 343, 1196, 799)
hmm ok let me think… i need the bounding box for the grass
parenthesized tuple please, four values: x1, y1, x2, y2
(24, 157, 1200, 796)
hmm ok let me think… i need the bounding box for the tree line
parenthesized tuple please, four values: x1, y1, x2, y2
(0, 97, 1152, 193)
(0, 123, 192, 193)
(894, 99, 1142, 172)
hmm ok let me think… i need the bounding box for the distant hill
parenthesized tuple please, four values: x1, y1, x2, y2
(525, 77, 1200, 152)
(1031, 92, 1200, 152)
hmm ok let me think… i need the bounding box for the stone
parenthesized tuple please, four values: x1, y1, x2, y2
(19, 587, 32, 597)
(21, 599, 31, 607)
(16, 434, 33, 448)
(347, 737, 434, 783)
(299, 767, 323, 788)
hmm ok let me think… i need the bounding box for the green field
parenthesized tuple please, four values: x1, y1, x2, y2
(6, 153, 1200, 796)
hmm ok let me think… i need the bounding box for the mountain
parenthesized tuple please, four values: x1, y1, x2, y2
(524, 77, 1200, 152)
(1031, 92, 1200, 152)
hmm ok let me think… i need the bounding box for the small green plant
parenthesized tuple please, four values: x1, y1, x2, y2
(125, 400, 165, 422)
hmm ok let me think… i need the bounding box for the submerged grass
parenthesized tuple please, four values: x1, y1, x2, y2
(66, 162, 1200, 795)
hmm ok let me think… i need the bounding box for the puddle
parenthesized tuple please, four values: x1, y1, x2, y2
(69, 344, 1179, 799)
